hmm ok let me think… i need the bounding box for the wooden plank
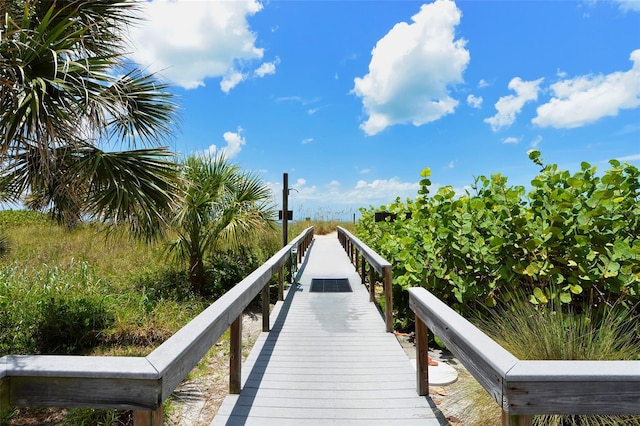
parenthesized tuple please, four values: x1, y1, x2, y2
(409, 287, 518, 408)
(133, 406, 163, 426)
(336, 227, 391, 275)
(147, 260, 275, 401)
(502, 411, 533, 426)
(262, 284, 270, 332)
(383, 266, 393, 332)
(229, 316, 242, 394)
(415, 314, 429, 396)
(5, 355, 159, 409)
(212, 233, 441, 425)
(10, 376, 159, 410)
(505, 360, 640, 415)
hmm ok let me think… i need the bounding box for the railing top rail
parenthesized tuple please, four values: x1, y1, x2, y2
(0, 226, 315, 411)
(337, 226, 390, 274)
(409, 286, 640, 416)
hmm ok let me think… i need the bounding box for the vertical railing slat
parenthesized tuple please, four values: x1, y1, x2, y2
(415, 314, 429, 396)
(229, 316, 242, 394)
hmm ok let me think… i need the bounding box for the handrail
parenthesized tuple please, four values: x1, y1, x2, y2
(409, 287, 640, 426)
(0, 227, 314, 425)
(336, 226, 393, 332)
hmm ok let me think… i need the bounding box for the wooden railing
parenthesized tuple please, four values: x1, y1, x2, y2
(410, 287, 640, 426)
(0, 227, 314, 426)
(337, 226, 393, 332)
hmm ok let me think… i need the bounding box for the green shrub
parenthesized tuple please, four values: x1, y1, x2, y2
(357, 152, 640, 328)
(35, 295, 114, 354)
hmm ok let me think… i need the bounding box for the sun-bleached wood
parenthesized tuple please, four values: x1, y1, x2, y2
(415, 314, 429, 396)
(409, 286, 640, 424)
(337, 226, 394, 332)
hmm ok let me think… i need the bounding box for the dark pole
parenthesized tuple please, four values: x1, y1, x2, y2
(282, 173, 288, 247)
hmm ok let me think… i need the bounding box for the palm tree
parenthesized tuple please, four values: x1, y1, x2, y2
(0, 0, 179, 238)
(169, 155, 277, 295)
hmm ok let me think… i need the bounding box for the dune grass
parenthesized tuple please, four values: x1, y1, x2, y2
(456, 295, 640, 426)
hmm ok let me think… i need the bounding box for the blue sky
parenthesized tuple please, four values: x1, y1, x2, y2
(129, 0, 640, 221)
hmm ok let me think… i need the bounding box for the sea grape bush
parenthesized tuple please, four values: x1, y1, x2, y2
(357, 151, 640, 324)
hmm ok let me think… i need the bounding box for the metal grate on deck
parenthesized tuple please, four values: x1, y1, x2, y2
(309, 278, 352, 293)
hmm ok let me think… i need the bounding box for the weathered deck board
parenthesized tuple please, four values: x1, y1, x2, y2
(211, 233, 444, 426)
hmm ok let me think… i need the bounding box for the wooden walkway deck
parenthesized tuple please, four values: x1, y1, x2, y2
(211, 233, 444, 425)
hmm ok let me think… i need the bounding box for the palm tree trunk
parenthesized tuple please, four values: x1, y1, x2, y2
(189, 255, 206, 295)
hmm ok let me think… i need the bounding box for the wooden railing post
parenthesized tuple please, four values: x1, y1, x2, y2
(415, 314, 429, 396)
(502, 412, 533, 426)
(383, 266, 393, 332)
(278, 265, 284, 301)
(229, 315, 242, 394)
(262, 283, 270, 332)
(369, 267, 375, 303)
(360, 256, 366, 285)
(133, 407, 162, 426)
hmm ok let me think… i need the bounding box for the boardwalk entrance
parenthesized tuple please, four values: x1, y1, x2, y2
(212, 233, 444, 425)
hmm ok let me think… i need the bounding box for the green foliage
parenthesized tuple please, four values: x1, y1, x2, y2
(357, 153, 640, 327)
(168, 155, 277, 295)
(0, 0, 179, 237)
(0, 210, 50, 227)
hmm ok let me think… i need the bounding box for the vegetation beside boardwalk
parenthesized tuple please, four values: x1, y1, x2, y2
(356, 151, 640, 425)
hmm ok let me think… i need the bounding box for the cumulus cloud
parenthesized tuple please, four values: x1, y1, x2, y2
(129, 0, 272, 91)
(352, 0, 469, 135)
(271, 177, 420, 207)
(532, 49, 640, 129)
(467, 94, 483, 108)
(484, 77, 544, 131)
(205, 128, 246, 159)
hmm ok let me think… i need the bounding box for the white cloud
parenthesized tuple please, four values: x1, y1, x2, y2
(478, 79, 489, 88)
(274, 177, 420, 206)
(502, 136, 519, 144)
(467, 94, 483, 108)
(447, 161, 455, 169)
(301, 138, 314, 144)
(485, 77, 544, 131)
(360, 168, 372, 174)
(615, 0, 640, 12)
(352, 0, 469, 135)
(533, 49, 640, 129)
(129, 0, 268, 91)
(205, 128, 246, 159)
(220, 71, 246, 93)
(254, 58, 280, 77)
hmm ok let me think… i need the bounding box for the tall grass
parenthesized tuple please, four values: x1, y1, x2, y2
(0, 210, 276, 356)
(0, 210, 279, 424)
(288, 219, 355, 238)
(457, 295, 640, 426)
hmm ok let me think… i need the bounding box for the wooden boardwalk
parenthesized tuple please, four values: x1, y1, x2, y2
(211, 233, 444, 425)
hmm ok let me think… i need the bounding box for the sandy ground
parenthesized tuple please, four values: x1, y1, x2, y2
(167, 312, 480, 426)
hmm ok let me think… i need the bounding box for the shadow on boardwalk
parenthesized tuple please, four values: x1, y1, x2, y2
(212, 234, 446, 425)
